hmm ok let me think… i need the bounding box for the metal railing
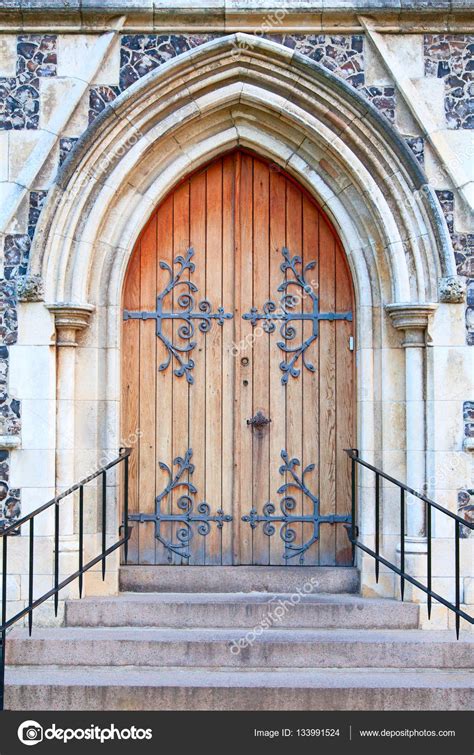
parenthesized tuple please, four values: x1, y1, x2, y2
(0, 447, 132, 710)
(345, 448, 474, 638)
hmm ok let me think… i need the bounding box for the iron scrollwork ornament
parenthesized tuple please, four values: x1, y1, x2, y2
(242, 450, 351, 564)
(123, 247, 233, 383)
(243, 247, 352, 384)
(128, 448, 232, 561)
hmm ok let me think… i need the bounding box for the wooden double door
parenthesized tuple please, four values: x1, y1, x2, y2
(122, 150, 355, 566)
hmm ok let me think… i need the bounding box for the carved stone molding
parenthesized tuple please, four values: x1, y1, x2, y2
(16, 275, 44, 302)
(438, 275, 466, 304)
(385, 303, 438, 346)
(46, 303, 94, 346)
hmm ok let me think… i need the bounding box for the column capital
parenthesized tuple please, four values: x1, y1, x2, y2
(46, 303, 94, 346)
(385, 303, 438, 346)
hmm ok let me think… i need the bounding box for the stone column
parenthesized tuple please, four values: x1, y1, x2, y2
(47, 304, 94, 535)
(385, 303, 437, 551)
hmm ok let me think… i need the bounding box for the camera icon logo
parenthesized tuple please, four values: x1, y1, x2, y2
(17, 720, 44, 746)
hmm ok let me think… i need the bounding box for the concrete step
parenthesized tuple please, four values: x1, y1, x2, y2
(119, 566, 359, 593)
(7, 627, 473, 669)
(65, 592, 419, 629)
(5, 666, 472, 710)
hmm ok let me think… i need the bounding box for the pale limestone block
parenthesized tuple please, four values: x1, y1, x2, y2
(431, 539, 457, 577)
(9, 344, 55, 400)
(464, 578, 474, 604)
(384, 34, 424, 80)
(0, 132, 8, 181)
(430, 130, 472, 191)
(427, 451, 473, 492)
(5, 537, 29, 574)
(460, 539, 473, 576)
(432, 346, 474, 401)
(75, 400, 99, 450)
(0, 575, 21, 602)
(20, 574, 53, 601)
(418, 604, 448, 630)
(39, 77, 85, 133)
(364, 39, 391, 87)
(395, 99, 423, 137)
(10, 449, 55, 489)
(20, 488, 55, 536)
(382, 402, 406, 446)
(8, 131, 41, 183)
(423, 142, 453, 190)
(426, 400, 465, 452)
(63, 91, 89, 138)
(411, 77, 446, 131)
(432, 577, 463, 603)
(4, 190, 28, 234)
(360, 572, 395, 599)
(33, 601, 64, 628)
(17, 302, 55, 346)
(93, 35, 121, 87)
(448, 607, 474, 634)
(0, 35, 17, 77)
(21, 398, 55, 452)
(430, 303, 467, 347)
(84, 570, 119, 597)
(74, 348, 99, 402)
(20, 537, 54, 575)
(454, 190, 474, 234)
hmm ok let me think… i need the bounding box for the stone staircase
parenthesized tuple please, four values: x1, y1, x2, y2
(5, 567, 473, 710)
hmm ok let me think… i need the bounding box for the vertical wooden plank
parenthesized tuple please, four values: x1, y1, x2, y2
(252, 157, 270, 564)
(138, 216, 157, 563)
(188, 170, 207, 565)
(221, 154, 236, 565)
(269, 169, 287, 566)
(285, 180, 303, 565)
(319, 215, 337, 565)
(302, 196, 320, 565)
(205, 160, 223, 564)
(171, 182, 190, 564)
(155, 194, 174, 564)
(235, 153, 254, 564)
(121, 241, 141, 563)
(335, 241, 355, 565)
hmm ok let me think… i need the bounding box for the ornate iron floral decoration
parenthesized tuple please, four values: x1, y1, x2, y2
(242, 450, 351, 564)
(128, 448, 232, 561)
(243, 247, 352, 384)
(123, 247, 233, 384)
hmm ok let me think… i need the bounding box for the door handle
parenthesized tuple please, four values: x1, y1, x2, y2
(246, 411, 271, 429)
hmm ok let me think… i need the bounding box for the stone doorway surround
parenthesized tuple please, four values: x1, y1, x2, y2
(9, 34, 471, 625)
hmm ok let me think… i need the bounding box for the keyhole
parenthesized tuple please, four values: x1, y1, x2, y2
(243, 379, 249, 386)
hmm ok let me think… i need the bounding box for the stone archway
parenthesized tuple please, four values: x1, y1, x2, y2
(26, 33, 459, 591)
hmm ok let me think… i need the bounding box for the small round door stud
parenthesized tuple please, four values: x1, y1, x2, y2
(241, 357, 249, 366)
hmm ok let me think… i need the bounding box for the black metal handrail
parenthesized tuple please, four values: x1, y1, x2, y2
(345, 448, 474, 638)
(0, 447, 132, 710)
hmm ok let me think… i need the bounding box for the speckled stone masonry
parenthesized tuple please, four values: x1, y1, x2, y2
(0, 35, 56, 130)
(424, 34, 474, 129)
(436, 189, 474, 345)
(88, 34, 397, 125)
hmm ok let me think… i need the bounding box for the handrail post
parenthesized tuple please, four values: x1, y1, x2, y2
(1, 535, 7, 711)
(455, 520, 460, 640)
(102, 471, 107, 581)
(375, 473, 380, 583)
(124, 453, 129, 564)
(351, 451, 357, 565)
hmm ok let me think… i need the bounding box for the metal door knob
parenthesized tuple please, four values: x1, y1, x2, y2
(246, 411, 271, 429)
